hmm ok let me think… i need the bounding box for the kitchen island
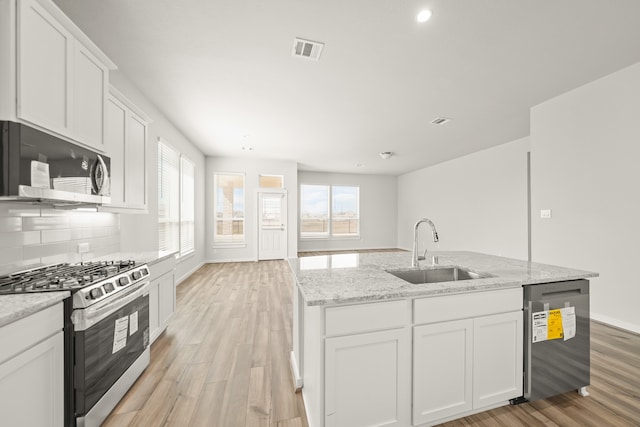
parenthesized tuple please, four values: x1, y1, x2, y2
(288, 251, 598, 427)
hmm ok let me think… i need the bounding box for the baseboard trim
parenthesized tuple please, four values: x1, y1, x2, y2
(290, 351, 303, 391)
(176, 261, 206, 286)
(591, 312, 640, 334)
(204, 257, 258, 264)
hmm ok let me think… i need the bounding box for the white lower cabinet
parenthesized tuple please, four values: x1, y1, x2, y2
(413, 319, 473, 425)
(473, 311, 523, 408)
(0, 303, 64, 427)
(297, 289, 523, 427)
(412, 288, 523, 426)
(149, 256, 176, 343)
(325, 328, 410, 427)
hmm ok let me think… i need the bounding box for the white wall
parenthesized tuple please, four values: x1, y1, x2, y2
(298, 172, 397, 252)
(110, 72, 206, 284)
(205, 156, 298, 262)
(531, 62, 640, 333)
(397, 137, 530, 260)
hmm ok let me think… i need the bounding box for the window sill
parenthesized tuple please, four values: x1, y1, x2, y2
(212, 243, 247, 249)
(300, 236, 361, 241)
(177, 251, 195, 262)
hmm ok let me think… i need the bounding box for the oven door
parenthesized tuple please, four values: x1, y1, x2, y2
(72, 280, 150, 417)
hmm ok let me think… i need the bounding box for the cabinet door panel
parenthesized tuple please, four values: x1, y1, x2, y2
(125, 113, 147, 208)
(413, 319, 473, 425)
(17, 0, 71, 134)
(325, 328, 409, 427)
(149, 282, 159, 342)
(0, 331, 63, 427)
(473, 311, 523, 408)
(74, 43, 107, 149)
(105, 97, 126, 206)
(158, 271, 175, 329)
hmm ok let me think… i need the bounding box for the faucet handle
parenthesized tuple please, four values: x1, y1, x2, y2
(418, 248, 428, 261)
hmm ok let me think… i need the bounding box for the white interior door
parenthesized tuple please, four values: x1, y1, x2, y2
(258, 191, 287, 260)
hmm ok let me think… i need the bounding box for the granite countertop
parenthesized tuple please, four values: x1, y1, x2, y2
(89, 250, 177, 265)
(288, 251, 599, 306)
(0, 292, 70, 328)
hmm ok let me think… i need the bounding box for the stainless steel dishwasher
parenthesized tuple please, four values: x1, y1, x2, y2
(523, 279, 590, 401)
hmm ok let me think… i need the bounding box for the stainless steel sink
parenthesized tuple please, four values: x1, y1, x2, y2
(386, 266, 493, 284)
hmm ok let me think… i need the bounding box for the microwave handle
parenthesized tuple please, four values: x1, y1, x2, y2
(92, 155, 110, 195)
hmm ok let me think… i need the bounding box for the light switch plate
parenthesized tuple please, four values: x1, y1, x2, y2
(77, 243, 90, 253)
(540, 209, 552, 219)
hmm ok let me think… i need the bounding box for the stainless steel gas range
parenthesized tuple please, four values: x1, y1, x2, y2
(0, 261, 151, 427)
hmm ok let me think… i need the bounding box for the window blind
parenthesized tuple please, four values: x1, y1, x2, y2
(158, 140, 180, 252)
(180, 156, 195, 256)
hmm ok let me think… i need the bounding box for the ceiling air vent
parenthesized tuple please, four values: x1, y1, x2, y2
(430, 117, 452, 125)
(292, 38, 324, 61)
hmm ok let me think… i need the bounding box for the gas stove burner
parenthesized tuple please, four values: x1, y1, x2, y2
(0, 260, 147, 297)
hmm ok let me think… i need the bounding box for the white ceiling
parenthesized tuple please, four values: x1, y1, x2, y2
(54, 0, 640, 175)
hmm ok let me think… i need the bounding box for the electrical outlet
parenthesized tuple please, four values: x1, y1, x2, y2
(77, 243, 90, 253)
(540, 209, 552, 219)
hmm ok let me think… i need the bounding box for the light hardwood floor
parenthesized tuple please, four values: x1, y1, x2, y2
(104, 259, 640, 427)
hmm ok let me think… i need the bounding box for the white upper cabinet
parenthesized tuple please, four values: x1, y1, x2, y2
(2, 0, 116, 150)
(72, 42, 108, 150)
(104, 86, 149, 211)
(17, 0, 72, 135)
(125, 112, 147, 208)
(105, 95, 127, 205)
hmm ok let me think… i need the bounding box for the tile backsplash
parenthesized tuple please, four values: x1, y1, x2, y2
(0, 202, 120, 275)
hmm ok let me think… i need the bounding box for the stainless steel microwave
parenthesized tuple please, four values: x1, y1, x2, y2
(0, 121, 111, 204)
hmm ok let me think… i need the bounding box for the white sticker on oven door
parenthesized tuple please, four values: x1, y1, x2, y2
(112, 316, 129, 354)
(129, 311, 138, 335)
(561, 306, 576, 341)
(532, 311, 548, 343)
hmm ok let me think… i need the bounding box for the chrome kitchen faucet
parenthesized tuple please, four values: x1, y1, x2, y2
(412, 218, 439, 267)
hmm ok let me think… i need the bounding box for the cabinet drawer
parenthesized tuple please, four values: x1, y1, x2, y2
(414, 288, 522, 325)
(0, 303, 62, 364)
(149, 256, 176, 281)
(326, 299, 409, 337)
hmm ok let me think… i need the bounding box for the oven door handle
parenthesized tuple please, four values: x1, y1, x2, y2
(72, 281, 150, 331)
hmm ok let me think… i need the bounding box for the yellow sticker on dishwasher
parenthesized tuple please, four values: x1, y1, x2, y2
(547, 309, 564, 340)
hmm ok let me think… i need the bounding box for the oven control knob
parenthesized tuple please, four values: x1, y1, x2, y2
(131, 271, 142, 280)
(118, 277, 130, 287)
(90, 288, 104, 299)
(103, 283, 115, 293)
(141, 268, 149, 276)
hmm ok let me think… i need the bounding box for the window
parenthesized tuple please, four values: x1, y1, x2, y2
(259, 174, 284, 189)
(300, 184, 359, 238)
(332, 186, 359, 236)
(214, 173, 245, 244)
(300, 184, 329, 238)
(158, 140, 179, 252)
(180, 156, 195, 256)
(158, 140, 196, 257)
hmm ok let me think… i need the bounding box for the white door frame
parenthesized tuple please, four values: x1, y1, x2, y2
(256, 189, 288, 260)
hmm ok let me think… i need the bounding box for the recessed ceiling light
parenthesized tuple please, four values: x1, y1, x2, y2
(417, 9, 432, 23)
(380, 152, 393, 160)
(356, 163, 365, 168)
